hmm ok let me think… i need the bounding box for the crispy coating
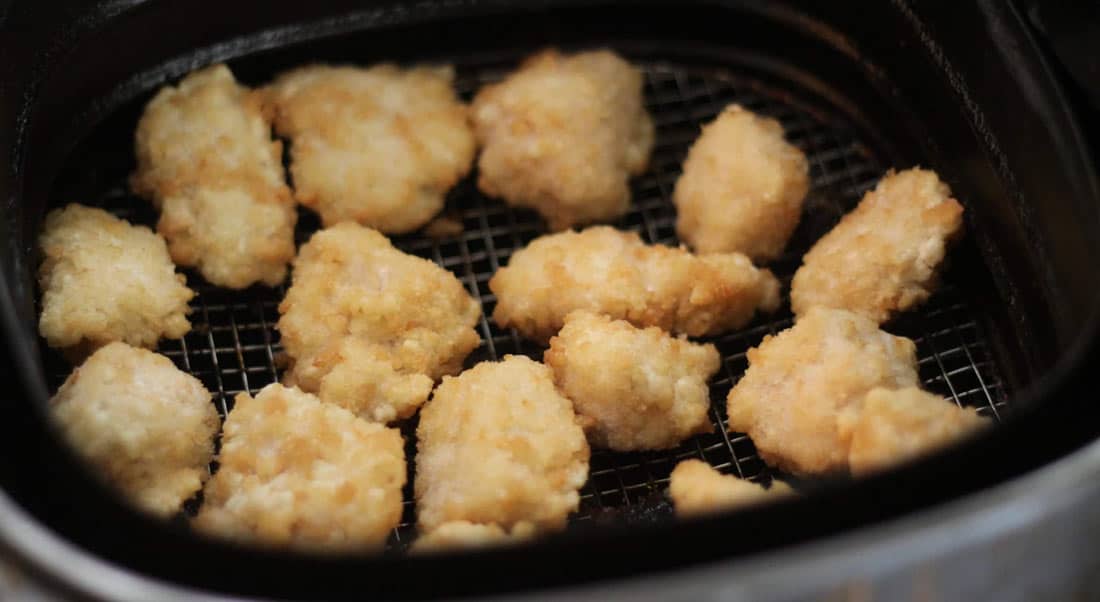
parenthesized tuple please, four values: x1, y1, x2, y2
(545, 311, 720, 450)
(673, 105, 810, 260)
(668, 460, 792, 517)
(265, 64, 475, 233)
(791, 168, 964, 323)
(415, 356, 589, 534)
(131, 64, 296, 289)
(471, 49, 655, 230)
(845, 387, 989, 476)
(50, 342, 217, 517)
(194, 384, 405, 551)
(412, 521, 535, 553)
(726, 307, 919, 475)
(278, 223, 481, 423)
(38, 204, 193, 354)
(489, 226, 780, 342)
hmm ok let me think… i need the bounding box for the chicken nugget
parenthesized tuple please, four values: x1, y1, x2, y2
(38, 204, 193, 354)
(132, 64, 296, 289)
(412, 521, 536, 553)
(673, 105, 810, 260)
(844, 387, 989, 476)
(194, 384, 405, 551)
(278, 223, 480, 423)
(472, 49, 655, 230)
(265, 64, 475, 233)
(791, 168, 964, 323)
(415, 356, 589, 534)
(50, 342, 217, 517)
(545, 311, 720, 451)
(489, 226, 780, 342)
(726, 307, 919, 475)
(668, 460, 792, 517)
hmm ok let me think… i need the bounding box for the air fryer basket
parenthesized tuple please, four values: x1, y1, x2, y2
(1, 1, 1099, 600)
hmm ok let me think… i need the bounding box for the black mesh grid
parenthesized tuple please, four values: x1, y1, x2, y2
(43, 59, 1009, 549)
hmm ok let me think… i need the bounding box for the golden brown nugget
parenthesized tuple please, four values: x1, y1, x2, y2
(278, 223, 480, 423)
(194, 384, 405, 551)
(669, 460, 792, 517)
(673, 105, 810, 260)
(844, 387, 989, 476)
(412, 521, 535, 553)
(132, 64, 296, 289)
(726, 307, 919, 475)
(415, 356, 589, 534)
(489, 226, 780, 342)
(545, 311, 720, 451)
(790, 168, 964, 323)
(38, 204, 193, 354)
(472, 49, 655, 230)
(265, 64, 475, 233)
(50, 342, 217, 517)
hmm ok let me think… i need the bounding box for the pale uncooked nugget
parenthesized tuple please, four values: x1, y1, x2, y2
(412, 521, 535, 553)
(415, 356, 589, 534)
(265, 64, 475, 233)
(545, 311, 720, 450)
(673, 105, 810, 260)
(38, 204, 193, 354)
(132, 64, 296, 289)
(668, 460, 792, 517)
(845, 387, 989, 476)
(726, 307, 919, 475)
(278, 223, 481, 423)
(489, 226, 780, 342)
(50, 342, 217, 517)
(790, 168, 964, 323)
(472, 49, 654, 230)
(194, 384, 405, 551)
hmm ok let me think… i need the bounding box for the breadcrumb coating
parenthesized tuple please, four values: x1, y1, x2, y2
(50, 342, 217, 517)
(194, 384, 405, 551)
(545, 311, 720, 450)
(472, 49, 655, 230)
(38, 204, 193, 354)
(674, 105, 810, 260)
(415, 356, 589, 534)
(489, 226, 780, 342)
(265, 64, 475, 233)
(131, 64, 296, 289)
(845, 387, 989, 476)
(278, 223, 481, 423)
(726, 307, 919, 475)
(791, 168, 964, 323)
(412, 521, 535, 553)
(668, 460, 792, 517)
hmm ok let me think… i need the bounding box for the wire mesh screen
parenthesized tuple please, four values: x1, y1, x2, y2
(44, 58, 1010, 550)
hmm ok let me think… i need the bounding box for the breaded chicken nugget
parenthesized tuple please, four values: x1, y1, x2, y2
(545, 311, 720, 451)
(844, 387, 988, 476)
(194, 384, 405, 551)
(50, 342, 217, 517)
(412, 520, 535, 553)
(489, 226, 780, 342)
(471, 49, 655, 230)
(265, 64, 475, 233)
(726, 307, 919, 475)
(38, 204, 193, 354)
(668, 460, 792, 517)
(673, 105, 810, 260)
(278, 223, 480, 423)
(415, 356, 589, 534)
(132, 64, 296, 289)
(790, 168, 964, 323)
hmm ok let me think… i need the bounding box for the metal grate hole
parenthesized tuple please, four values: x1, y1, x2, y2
(42, 58, 1011, 550)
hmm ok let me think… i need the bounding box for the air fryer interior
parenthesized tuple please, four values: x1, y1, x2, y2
(2, 1, 1099, 599)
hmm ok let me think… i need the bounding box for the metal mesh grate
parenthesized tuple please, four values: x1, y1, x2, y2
(43, 58, 1010, 549)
